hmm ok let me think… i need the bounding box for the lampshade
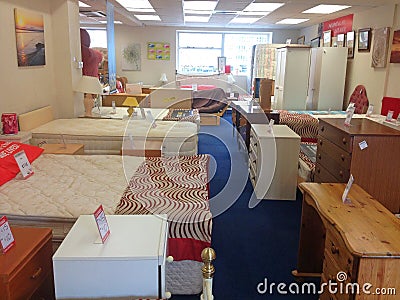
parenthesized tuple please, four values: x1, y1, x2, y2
(75, 76, 103, 94)
(227, 74, 236, 85)
(122, 97, 139, 107)
(159, 73, 168, 83)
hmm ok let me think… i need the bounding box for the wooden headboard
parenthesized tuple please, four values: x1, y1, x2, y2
(19, 106, 54, 131)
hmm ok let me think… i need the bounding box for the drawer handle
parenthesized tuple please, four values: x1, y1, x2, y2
(341, 154, 345, 161)
(331, 245, 339, 254)
(321, 126, 325, 132)
(342, 138, 347, 144)
(31, 267, 43, 279)
(318, 154, 321, 160)
(317, 168, 320, 174)
(339, 171, 343, 177)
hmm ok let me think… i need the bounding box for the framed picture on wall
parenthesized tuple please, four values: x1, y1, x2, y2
(358, 28, 371, 51)
(323, 30, 332, 47)
(347, 31, 355, 58)
(337, 33, 346, 47)
(310, 36, 320, 48)
(297, 36, 305, 45)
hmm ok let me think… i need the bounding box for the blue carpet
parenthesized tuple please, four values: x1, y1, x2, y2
(172, 111, 319, 299)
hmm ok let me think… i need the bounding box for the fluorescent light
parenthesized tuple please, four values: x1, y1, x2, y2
(302, 5, 351, 14)
(134, 15, 161, 21)
(277, 18, 309, 24)
(126, 8, 155, 13)
(184, 15, 211, 22)
(238, 11, 271, 16)
(116, 0, 153, 9)
(79, 1, 90, 8)
(184, 1, 218, 11)
(243, 3, 284, 12)
(184, 9, 213, 15)
(99, 20, 122, 24)
(230, 17, 261, 24)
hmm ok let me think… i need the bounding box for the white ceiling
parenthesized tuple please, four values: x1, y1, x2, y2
(79, 0, 398, 29)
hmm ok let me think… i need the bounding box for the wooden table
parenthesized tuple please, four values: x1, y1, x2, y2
(294, 183, 400, 299)
(0, 227, 54, 299)
(41, 143, 84, 154)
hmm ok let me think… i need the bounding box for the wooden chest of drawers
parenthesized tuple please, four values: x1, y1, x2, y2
(0, 227, 54, 300)
(296, 183, 400, 300)
(315, 118, 400, 213)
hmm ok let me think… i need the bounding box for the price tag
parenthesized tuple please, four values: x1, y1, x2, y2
(342, 174, 354, 204)
(267, 119, 274, 133)
(386, 110, 394, 121)
(146, 111, 157, 128)
(366, 104, 374, 117)
(0, 216, 15, 253)
(93, 205, 110, 243)
(14, 150, 34, 178)
(344, 107, 355, 126)
(111, 101, 116, 114)
(346, 102, 355, 111)
(359, 140, 368, 150)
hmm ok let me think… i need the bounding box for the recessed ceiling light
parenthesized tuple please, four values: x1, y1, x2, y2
(276, 18, 309, 24)
(79, 1, 90, 8)
(134, 15, 161, 21)
(183, 1, 218, 11)
(116, 0, 153, 9)
(126, 8, 155, 13)
(230, 17, 261, 24)
(184, 15, 211, 22)
(302, 5, 351, 14)
(239, 11, 270, 16)
(99, 20, 122, 24)
(243, 3, 284, 12)
(184, 9, 213, 15)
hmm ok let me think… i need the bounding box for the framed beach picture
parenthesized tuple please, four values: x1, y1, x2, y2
(14, 8, 45, 67)
(358, 28, 371, 51)
(297, 36, 305, 45)
(347, 31, 355, 58)
(323, 30, 332, 47)
(337, 33, 346, 47)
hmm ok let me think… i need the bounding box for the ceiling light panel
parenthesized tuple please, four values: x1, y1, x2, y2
(116, 0, 154, 10)
(243, 3, 284, 12)
(184, 15, 211, 22)
(79, 1, 90, 8)
(185, 9, 213, 15)
(230, 17, 261, 24)
(302, 5, 351, 14)
(276, 18, 309, 24)
(134, 15, 161, 21)
(183, 1, 218, 11)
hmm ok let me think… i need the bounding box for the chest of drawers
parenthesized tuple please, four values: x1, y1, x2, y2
(315, 118, 400, 213)
(0, 227, 54, 300)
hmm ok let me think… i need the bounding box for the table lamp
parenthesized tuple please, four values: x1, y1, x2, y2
(75, 76, 103, 117)
(122, 97, 139, 117)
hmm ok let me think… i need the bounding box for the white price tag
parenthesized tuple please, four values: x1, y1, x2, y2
(93, 205, 110, 243)
(358, 140, 368, 150)
(366, 104, 374, 117)
(344, 107, 355, 126)
(146, 111, 157, 128)
(386, 110, 394, 121)
(0, 216, 15, 253)
(267, 119, 274, 133)
(342, 174, 354, 204)
(14, 150, 34, 178)
(111, 101, 116, 114)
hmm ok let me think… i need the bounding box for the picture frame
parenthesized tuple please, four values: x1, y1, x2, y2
(323, 30, 332, 47)
(347, 31, 355, 58)
(372, 27, 390, 67)
(310, 36, 320, 48)
(297, 35, 305, 45)
(358, 28, 371, 51)
(337, 33, 346, 47)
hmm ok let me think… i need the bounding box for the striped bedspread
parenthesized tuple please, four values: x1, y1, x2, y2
(115, 155, 211, 262)
(279, 110, 319, 142)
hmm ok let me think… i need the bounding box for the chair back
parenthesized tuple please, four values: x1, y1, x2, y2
(349, 85, 369, 114)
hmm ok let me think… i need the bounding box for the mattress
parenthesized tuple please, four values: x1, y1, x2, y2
(30, 118, 198, 156)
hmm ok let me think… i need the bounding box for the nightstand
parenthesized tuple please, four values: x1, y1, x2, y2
(41, 143, 84, 154)
(0, 227, 54, 299)
(53, 215, 168, 299)
(0, 131, 32, 144)
(121, 139, 162, 157)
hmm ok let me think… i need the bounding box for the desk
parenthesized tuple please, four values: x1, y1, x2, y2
(294, 183, 400, 299)
(231, 101, 280, 149)
(102, 93, 148, 106)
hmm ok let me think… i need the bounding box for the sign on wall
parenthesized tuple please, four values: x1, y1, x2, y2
(147, 42, 170, 60)
(323, 14, 353, 37)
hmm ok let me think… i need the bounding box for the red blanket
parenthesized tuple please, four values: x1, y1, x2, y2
(115, 155, 211, 262)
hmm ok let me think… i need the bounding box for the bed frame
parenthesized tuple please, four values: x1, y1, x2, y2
(19, 105, 54, 131)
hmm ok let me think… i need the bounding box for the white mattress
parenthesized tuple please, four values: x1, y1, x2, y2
(30, 118, 198, 155)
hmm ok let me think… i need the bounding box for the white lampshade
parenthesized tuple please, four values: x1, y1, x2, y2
(75, 76, 103, 94)
(159, 73, 168, 83)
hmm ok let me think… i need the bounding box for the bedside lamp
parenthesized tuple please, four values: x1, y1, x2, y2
(75, 76, 103, 117)
(122, 97, 139, 117)
(159, 73, 168, 86)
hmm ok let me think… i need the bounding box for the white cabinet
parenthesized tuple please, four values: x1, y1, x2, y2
(307, 47, 347, 110)
(249, 124, 300, 200)
(53, 215, 168, 299)
(274, 46, 310, 110)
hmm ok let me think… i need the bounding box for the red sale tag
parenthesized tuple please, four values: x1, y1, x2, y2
(0, 216, 15, 253)
(93, 205, 110, 243)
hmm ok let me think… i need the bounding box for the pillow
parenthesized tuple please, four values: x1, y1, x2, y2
(0, 142, 44, 186)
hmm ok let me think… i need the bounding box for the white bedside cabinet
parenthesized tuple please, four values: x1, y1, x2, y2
(249, 124, 300, 200)
(53, 214, 168, 299)
(0, 131, 32, 144)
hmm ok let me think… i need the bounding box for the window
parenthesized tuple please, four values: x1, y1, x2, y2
(177, 31, 272, 76)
